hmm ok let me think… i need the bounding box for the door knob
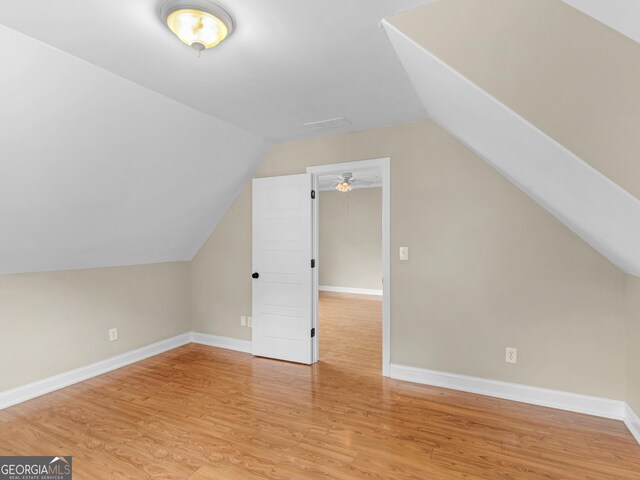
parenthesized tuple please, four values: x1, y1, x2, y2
(252, 272, 259, 279)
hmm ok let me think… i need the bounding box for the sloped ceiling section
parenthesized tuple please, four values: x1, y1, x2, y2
(562, 0, 640, 44)
(0, 25, 270, 274)
(383, 20, 640, 276)
(386, 0, 640, 202)
(0, 0, 430, 141)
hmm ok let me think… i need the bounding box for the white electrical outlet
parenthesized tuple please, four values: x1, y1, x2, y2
(505, 347, 517, 364)
(240, 316, 247, 326)
(247, 316, 252, 327)
(109, 328, 118, 342)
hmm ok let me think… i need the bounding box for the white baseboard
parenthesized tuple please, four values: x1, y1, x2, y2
(0, 332, 251, 411)
(319, 285, 383, 296)
(0, 333, 191, 410)
(2, 335, 638, 447)
(190, 332, 252, 353)
(625, 404, 640, 445)
(389, 363, 627, 420)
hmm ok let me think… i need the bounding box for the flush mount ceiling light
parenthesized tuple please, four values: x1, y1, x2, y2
(160, 0, 233, 53)
(335, 173, 354, 193)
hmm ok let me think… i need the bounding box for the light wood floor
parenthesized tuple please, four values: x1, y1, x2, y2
(1, 292, 639, 479)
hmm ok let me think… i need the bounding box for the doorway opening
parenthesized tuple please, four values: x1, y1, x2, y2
(307, 158, 391, 376)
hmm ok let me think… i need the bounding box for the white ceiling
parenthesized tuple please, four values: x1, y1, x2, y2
(0, 24, 269, 274)
(0, 0, 430, 142)
(9, 0, 634, 275)
(0, 0, 431, 274)
(562, 0, 640, 44)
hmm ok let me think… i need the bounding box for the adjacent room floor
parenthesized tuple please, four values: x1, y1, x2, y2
(0, 292, 638, 479)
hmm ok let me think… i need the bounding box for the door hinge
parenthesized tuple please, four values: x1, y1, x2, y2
(311, 328, 316, 338)
(311, 259, 315, 268)
(311, 190, 316, 199)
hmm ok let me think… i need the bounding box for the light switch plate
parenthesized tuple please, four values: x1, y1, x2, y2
(109, 328, 118, 342)
(399, 246, 409, 261)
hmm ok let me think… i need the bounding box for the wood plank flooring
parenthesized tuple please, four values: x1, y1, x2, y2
(1, 292, 639, 479)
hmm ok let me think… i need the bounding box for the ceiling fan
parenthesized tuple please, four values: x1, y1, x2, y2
(333, 172, 380, 192)
(334, 173, 355, 192)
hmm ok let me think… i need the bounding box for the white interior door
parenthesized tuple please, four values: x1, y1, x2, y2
(252, 173, 314, 364)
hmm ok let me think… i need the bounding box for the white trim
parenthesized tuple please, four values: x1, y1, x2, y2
(384, 21, 640, 276)
(190, 332, 252, 353)
(311, 171, 320, 364)
(0, 332, 252, 411)
(1, 334, 638, 447)
(319, 285, 383, 296)
(625, 404, 640, 444)
(307, 157, 391, 377)
(389, 363, 627, 420)
(0, 333, 191, 410)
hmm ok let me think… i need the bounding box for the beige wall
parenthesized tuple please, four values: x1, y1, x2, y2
(319, 188, 382, 290)
(0, 262, 190, 392)
(388, 0, 640, 199)
(1, 119, 631, 404)
(626, 275, 640, 413)
(190, 120, 627, 399)
(191, 188, 253, 341)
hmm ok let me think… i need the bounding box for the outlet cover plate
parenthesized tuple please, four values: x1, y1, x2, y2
(506, 347, 517, 364)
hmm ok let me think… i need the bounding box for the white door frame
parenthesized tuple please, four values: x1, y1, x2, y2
(307, 157, 391, 376)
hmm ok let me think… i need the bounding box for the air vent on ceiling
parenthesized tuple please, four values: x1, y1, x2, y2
(304, 117, 352, 130)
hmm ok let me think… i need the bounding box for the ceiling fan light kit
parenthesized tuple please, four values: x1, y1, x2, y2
(160, 0, 233, 53)
(335, 173, 354, 193)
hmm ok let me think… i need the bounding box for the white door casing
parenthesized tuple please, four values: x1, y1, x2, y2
(252, 174, 314, 364)
(307, 158, 391, 375)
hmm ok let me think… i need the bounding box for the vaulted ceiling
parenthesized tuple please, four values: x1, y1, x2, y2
(0, 0, 429, 274)
(0, 0, 428, 141)
(0, 24, 270, 274)
(385, 0, 640, 275)
(388, 0, 640, 200)
(1, 0, 639, 275)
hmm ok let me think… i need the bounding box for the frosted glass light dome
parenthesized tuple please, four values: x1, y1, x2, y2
(161, 1, 233, 52)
